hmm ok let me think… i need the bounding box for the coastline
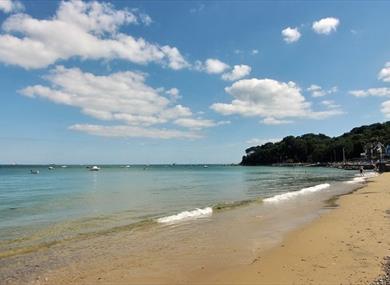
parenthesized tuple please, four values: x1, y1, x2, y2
(1, 171, 386, 285)
(198, 173, 390, 284)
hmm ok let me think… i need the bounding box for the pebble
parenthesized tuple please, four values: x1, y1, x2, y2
(371, 256, 390, 285)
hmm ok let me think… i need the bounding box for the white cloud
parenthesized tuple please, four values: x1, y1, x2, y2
(0, 0, 189, 69)
(312, 17, 340, 35)
(211, 78, 343, 124)
(261, 117, 292, 125)
(196, 58, 230, 74)
(0, 0, 23, 13)
(281, 27, 301, 43)
(307, 84, 326, 97)
(381, 101, 390, 118)
(378, 62, 390, 82)
(307, 84, 338, 97)
(246, 138, 281, 145)
(174, 118, 230, 130)
(69, 124, 201, 139)
(321, 100, 340, 109)
(20, 66, 223, 139)
(349, 88, 390, 97)
(221, 64, 251, 81)
(351, 87, 390, 119)
(165, 88, 181, 101)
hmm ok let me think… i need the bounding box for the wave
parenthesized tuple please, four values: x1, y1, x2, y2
(157, 207, 213, 224)
(264, 183, 331, 203)
(345, 171, 378, 184)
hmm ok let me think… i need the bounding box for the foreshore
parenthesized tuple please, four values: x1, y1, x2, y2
(2, 172, 389, 285)
(198, 172, 390, 284)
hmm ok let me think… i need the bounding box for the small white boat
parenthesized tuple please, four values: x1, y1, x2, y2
(48, 166, 54, 170)
(30, 170, 39, 174)
(61, 165, 67, 168)
(203, 165, 209, 168)
(90, 166, 100, 171)
(125, 165, 131, 168)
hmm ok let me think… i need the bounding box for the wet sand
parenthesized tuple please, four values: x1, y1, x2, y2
(2, 174, 388, 285)
(199, 173, 390, 284)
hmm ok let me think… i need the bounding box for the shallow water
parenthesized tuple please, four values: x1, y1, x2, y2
(0, 165, 356, 258)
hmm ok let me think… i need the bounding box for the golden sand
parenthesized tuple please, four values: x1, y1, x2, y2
(198, 173, 390, 284)
(15, 173, 390, 285)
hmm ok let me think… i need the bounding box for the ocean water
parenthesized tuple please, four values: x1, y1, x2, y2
(0, 165, 356, 258)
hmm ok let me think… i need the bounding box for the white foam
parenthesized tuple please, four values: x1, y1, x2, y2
(345, 171, 378, 184)
(157, 207, 213, 224)
(264, 183, 331, 203)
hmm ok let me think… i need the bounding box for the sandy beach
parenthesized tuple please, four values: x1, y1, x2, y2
(2, 172, 390, 285)
(199, 173, 390, 284)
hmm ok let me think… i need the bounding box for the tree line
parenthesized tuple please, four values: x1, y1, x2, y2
(241, 121, 390, 165)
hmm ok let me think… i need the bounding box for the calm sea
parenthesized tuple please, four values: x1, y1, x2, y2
(0, 165, 355, 257)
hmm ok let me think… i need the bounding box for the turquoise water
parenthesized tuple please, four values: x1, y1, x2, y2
(0, 165, 354, 257)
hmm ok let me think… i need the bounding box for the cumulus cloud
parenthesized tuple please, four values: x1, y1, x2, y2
(196, 58, 230, 74)
(210, 78, 343, 124)
(20, 66, 222, 139)
(312, 17, 340, 35)
(0, 0, 23, 13)
(221, 65, 251, 81)
(351, 86, 390, 119)
(281, 27, 301, 43)
(378, 62, 390, 82)
(307, 84, 338, 97)
(246, 138, 281, 145)
(381, 101, 390, 118)
(349, 88, 390, 97)
(0, 0, 189, 69)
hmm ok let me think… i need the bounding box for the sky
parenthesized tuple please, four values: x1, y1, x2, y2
(1, 0, 390, 164)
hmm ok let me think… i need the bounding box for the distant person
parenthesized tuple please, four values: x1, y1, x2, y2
(359, 166, 364, 176)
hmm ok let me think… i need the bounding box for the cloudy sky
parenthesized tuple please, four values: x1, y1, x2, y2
(1, 0, 390, 164)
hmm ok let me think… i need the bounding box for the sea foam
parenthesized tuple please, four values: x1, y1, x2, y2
(264, 183, 331, 203)
(157, 207, 213, 224)
(345, 171, 378, 184)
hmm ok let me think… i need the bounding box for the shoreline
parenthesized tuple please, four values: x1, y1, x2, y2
(0, 175, 372, 285)
(1, 172, 382, 285)
(198, 173, 390, 284)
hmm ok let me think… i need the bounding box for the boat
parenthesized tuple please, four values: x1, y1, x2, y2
(48, 166, 54, 170)
(90, 166, 100, 171)
(203, 165, 209, 168)
(125, 165, 131, 168)
(61, 165, 67, 168)
(30, 170, 39, 174)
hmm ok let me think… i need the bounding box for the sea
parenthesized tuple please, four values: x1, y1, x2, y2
(0, 164, 361, 257)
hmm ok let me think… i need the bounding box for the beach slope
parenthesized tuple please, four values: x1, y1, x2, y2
(201, 173, 390, 284)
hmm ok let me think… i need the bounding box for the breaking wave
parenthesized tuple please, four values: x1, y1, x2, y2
(264, 183, 331, 203)
(157, 207, 213, 224)
(345, 171, 378, 184)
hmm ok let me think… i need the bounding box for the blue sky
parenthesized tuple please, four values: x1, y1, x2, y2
(1, 0, 390, 164)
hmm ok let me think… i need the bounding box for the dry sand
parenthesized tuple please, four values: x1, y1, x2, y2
(13, 173, 390, 285)
(197, 173, 390, 284)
